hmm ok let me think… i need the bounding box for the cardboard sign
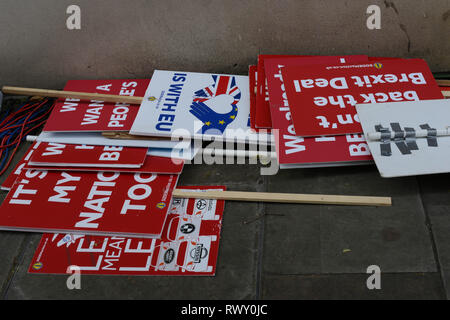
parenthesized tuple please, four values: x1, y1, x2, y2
(37, 131, 183, 149)
(0, 170, 178, 237)
(282, 59, 443, 137)
(356, 99, 450, 177)
(36, 132, 201, 160)
(255, 55, 309, 128)
(130, 70, 272, 145)
(28, 186, 225, 276)
(249, 65, 257, 130)
(44, 79, 150, 132)
(265, 55, 368, 129)
(28, 142, 148, 168)
(265, 55, 372, 167)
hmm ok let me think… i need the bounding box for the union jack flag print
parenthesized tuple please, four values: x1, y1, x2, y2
(190, 75, 241, 134)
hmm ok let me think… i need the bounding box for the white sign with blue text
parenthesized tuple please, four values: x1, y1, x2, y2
(356, 99, 450, 177)
(130, 70, 273, 145)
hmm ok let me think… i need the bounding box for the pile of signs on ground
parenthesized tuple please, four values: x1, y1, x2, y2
(0, 78, 231, 275)
(0, 54, 449, 275)
(251, 55, 449, 175)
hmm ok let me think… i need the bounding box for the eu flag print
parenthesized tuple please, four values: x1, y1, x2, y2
(191, 75, 241, 134)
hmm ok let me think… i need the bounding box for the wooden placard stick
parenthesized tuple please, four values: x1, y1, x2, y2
(102, 132, 171, 140)
(436, 79, 450, 87)
(3, 85, 450, 102)
(2, 86, 143, 104)
(172, 189, 392, 207)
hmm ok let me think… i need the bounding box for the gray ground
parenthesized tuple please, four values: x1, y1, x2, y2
(0, 140, 449, 299)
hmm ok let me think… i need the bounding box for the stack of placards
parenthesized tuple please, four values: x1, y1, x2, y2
(1, 72, 273, 275)
(28, 186, 225, 275)
(250, 54, 445, 170)
(0, 137, 226, 275)
(38, 79, 199, 160)
(0, 76, 230, 273)
(0, 56, 446, 277)
(0, 141, 181, 237)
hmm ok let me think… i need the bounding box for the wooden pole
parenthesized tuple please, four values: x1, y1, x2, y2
(3, 85, 450, 102)
(172, 189, 392, 206)
(436, 79, 450, 87)
(1, 86, 143, 104)
(101, 132, 170, 140)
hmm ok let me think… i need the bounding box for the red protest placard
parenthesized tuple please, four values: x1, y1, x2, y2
(255, 54, 310, 128)
(0, 170, 178, 238)
(282, 59, 443, 137)
(274, 131, 373, 168)
(29, 142, 148, 168)
(26, 154, 184, 174)
(265, 55, 368, 130)
(265, 55, 372, 167)
(43, 79, 150, 132)
(28, 186, 225, 276)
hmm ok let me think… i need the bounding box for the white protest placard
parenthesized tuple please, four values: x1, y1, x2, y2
(356, 99, 450, 177)
(130, 70, 273, 145)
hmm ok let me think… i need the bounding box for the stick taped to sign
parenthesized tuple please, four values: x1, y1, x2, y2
(367, 127, 450, 141)
(367, 123, 447, 156)
(356, 99, 450, 177)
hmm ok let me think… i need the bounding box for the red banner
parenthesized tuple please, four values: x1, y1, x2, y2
(29, 142, 148, 168)
(0, 169, 178, 237)
(44, 79, 150, 132)
(265, 55, 372, 167)
(26, 154, 184, 174)
(282, 59, 443, 137)
(255, 55, 309, 128)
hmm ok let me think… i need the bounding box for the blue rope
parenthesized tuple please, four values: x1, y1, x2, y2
(0, 99, 54, 174)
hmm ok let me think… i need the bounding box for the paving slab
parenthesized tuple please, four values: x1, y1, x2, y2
(417, 173, 450, 299)
(263, 165, 437, 274)
(262, 273, 445, 299)
(0, 141, 32, 297)
(0, 231, 28, 297)
(177, 162, 265, 190)
(4, 164, 265, 299)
